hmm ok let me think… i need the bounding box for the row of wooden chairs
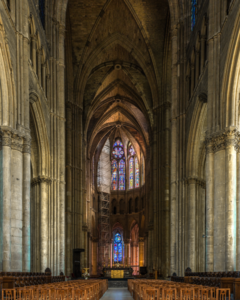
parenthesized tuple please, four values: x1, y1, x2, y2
(185, 271, 240, 278)
(128, 279, 231, 300)
(14, 276, 64, 287)
(0, 273, 50, 277)
(2, 279, 108, 300)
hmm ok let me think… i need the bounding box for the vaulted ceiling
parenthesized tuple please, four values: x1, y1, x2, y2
(65, 0, 171, 160)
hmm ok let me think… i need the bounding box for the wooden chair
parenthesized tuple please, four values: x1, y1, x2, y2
(216, 289, 231, 300)
(2, 289, 16, 300)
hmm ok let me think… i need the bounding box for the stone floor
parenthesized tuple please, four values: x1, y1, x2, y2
(101, 287, 133, 299)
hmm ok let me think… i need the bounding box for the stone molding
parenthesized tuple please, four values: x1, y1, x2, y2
(205, 128, 240, 153)
(31, 176, 52, 186)
(185, 177, 206, 188)
(148, 223, 154, 231)
(92, 237, 98, 243)
(1, 130, 12, 147)
(23, 137, 32, 154)
(11, 134, 23, 152)
(82, 224, 88, 232)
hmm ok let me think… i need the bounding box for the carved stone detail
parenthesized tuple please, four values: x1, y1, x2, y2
(32, 176, 52, 186)
(205, 129, 240, 153)
(23, 137, 31, 154)
(11, 134, 23, 152)
(1, 130, 12, 147)
(39, 176, 52, 184)
(82, 224, 88, 232)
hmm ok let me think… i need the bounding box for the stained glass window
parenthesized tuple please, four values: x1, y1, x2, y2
(112, 147, 124, 159)
(129, 157, 134, 189)
(191, 0, 197, 31)
(119, 159, 125, 190)
(39, 0, 45, 29)
(114, 233, 122, 263)
(113, 139, 123, 147)
(141, 157, 145, 186)
(92, 157, 94, 185)
(135, 157, 139, 188)
(111, 160, 118, 190)
(129, 145, 136, 156)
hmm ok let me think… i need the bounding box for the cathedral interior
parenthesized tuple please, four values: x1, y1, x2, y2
(1, 0, 240, 282)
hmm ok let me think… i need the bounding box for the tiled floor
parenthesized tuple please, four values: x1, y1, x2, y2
(101, 287, 133, 299)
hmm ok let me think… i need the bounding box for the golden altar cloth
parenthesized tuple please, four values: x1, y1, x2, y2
(111, 270, 124, 278)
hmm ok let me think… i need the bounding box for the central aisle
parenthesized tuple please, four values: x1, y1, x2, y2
(101, 288, 133, 300)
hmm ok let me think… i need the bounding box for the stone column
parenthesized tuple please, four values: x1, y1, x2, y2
(144, 235, 148, 267)
(147, 228, 153, 272)
(11, 134, 23, 271)
(32, 36, 37, 73)
(66, 103, 72, 276)
(83, 225, 88, 269)
(22, 136, 31, 271)
(237, 148, 240, 270)
(170, 118, 177, 275)
(195, 51, 200, 82)
(42, 63, 46, 94)
(213, 135, 226, 271)
(1, 130, 12, 271)
(139, 237, 144, 267)
(200, 35, 205, 73)
(205, 139, 214, 271)
(37, 49, 42, 85)
(40, 176, 50, 272)
(190, 63, 195, 96)
(199, 181, 206, 272)
(186, 76, 190, 101)
(225, 131, 237, 271)
(58, 23, 66, 274)
(125, 240, 131, 266)
(92, 238, 98, 275)
(170, 27, 178, 274)
(187, 178, 196, 271)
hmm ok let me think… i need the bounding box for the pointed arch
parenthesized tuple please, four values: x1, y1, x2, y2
(29, 91, 50, 177)
(0, 16, 16, 128)
(221, 8, 240, 128)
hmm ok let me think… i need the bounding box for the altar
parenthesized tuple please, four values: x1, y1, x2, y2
(103, 267, 133, 278)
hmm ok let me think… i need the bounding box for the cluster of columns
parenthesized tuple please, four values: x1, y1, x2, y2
(0, 129, 31, 272)
(30, 175, 51, 272)
(149, 101, 171, 277)
(205, 129, 239, 271)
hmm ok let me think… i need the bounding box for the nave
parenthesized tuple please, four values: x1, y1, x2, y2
(101, 288, 133, 300)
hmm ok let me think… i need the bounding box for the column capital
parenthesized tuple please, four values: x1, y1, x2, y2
(92, 237, 98, 243)
(11, 134, 23, 152)
(31, 177, 40, 186)
(38, 175, 52, 184)
(186, 177, 198, 185)
(0, 129, 12, 147)
(23, 136, 31, 154)
(205, 128, 240, 153)
(148, 223, 154, 231)
(82, 224, 88, 232)
(139, 237, 144, 243)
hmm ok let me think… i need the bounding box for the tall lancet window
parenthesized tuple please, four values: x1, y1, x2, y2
(129, 144, 136, 189)
(191, 0, 197, 31)
(135, 157, 139, 188)
(129, 157, 134, 189)
(111, 138, 125, 191)
(39, 0, 45, 29)
(113, 233, 123, 263)
(119, 159, 125, 190)
(111, 160, 118, 190)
